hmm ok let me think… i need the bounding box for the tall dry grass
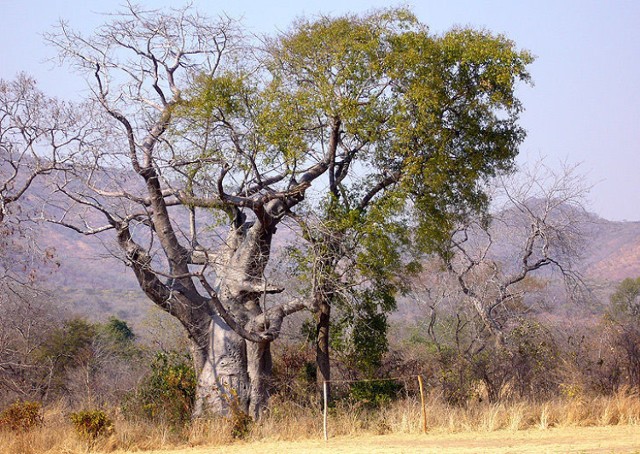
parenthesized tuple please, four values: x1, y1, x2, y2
(2, 392, 639, 454)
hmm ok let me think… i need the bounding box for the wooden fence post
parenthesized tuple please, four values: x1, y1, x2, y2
(417, 375, 427, 434)
(323, 380, 329, 441)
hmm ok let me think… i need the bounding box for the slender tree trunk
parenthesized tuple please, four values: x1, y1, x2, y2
(311, 236, 340, 402)
(316, 300, 331, 400)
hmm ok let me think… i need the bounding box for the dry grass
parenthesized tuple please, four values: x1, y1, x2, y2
(2, 392, 639, 454)
(112, 426, 640, 454)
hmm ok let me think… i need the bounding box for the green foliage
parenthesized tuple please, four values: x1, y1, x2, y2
(265, 9, 532, 387)
(36, 316, 139, 400)
(69, 409, 114, 439)
(36, 318, 98, 395)
(174, 7, 533, 408)
(352, 314, 388, 369)
(330, 289, 394, 378)
(265, 8, 418, 128)
(0, 401, 43, 432)
(434, 345, 476, 405)
(508, 319, 559, 398)
(610, 277, 640, 319)
(387, 26, 533, 255)
(181, 6, 532, 295)
(122, 352, 196, 427)
(350, 304, 390, 374)
(103, 316, 135, 344)
(190, 73, 250, 118)
(41, 318, 97, 364)
(348, 379, 403, 408)
(100, 316, 138, 359)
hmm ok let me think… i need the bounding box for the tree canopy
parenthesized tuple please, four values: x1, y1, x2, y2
(39, 4, 533, 417)
(238, 9, 533, 388)
(611, 277, 640, 319)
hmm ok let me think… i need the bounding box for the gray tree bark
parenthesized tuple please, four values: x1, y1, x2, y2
(116, 210, 285, 419)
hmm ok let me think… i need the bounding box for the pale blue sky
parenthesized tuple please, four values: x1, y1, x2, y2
(1, 0, 639, 221)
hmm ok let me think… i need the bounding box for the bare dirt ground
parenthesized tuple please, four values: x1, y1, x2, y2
(119, 425, 640, 454)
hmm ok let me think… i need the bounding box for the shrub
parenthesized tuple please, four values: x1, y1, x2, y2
(0, 401, 43, 432)
(223, 387, 253, 439)
(348, 379, 403, 408)
(69, 409, 114, 439)
(271, 343, 316, 404)
(122, 351, 196, 427)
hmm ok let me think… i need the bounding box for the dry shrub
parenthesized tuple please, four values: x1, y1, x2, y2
(0, 412, 82, 454)
(0, 401, 43, 432)
(70, 409, 115, 442)
(187, 417, 235, 446)
(250, 396, 320, 441)
(0, 403, 188, 454)
(307, 391, 640, 437)
(505, 402, 526, 431)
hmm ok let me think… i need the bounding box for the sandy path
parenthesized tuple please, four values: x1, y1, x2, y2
(118, 425, 640, 453)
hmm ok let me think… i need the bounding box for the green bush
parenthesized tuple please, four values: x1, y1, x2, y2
(348, 379, 403, 408)
(122, 351, 196, 427)
(69, 410, 114, 439)
(0, 401, 43, 432)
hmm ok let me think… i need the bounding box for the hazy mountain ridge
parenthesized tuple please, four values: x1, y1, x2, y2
(19, 175, 640, 324)
(477, 199, 640, 283)
(581, 218, 640, 281)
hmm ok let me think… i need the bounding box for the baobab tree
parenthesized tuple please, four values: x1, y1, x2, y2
(45, 4, 314, 418)
(44, 4, 533, 417)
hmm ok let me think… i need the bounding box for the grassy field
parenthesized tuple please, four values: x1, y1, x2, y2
(114, 426, 640, 454)
(3, 394, 640, 453)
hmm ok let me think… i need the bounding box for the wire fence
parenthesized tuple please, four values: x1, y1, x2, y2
(321, 375, 427, 441)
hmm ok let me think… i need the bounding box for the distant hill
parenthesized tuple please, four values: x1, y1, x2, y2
(17, 174, 640, 327)
(467, 199, 640, 284)
(580, 218, 640, 281)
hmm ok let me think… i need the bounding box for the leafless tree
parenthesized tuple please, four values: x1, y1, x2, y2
(0, 74, 87, 281)
(406, 160, 585, 402)
(43, 4, 328, 418)
(0, 282, 64, 404)
(0, 73, 91, 405)
(445, 160, 590, 346)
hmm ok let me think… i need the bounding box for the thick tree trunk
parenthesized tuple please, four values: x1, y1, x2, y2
(192, 314, 273, 420)
(118, 218, 277, 420)
(191, 216, 278, 420)
(246, 339, 272, 418)
(193, 315, 249, 417)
